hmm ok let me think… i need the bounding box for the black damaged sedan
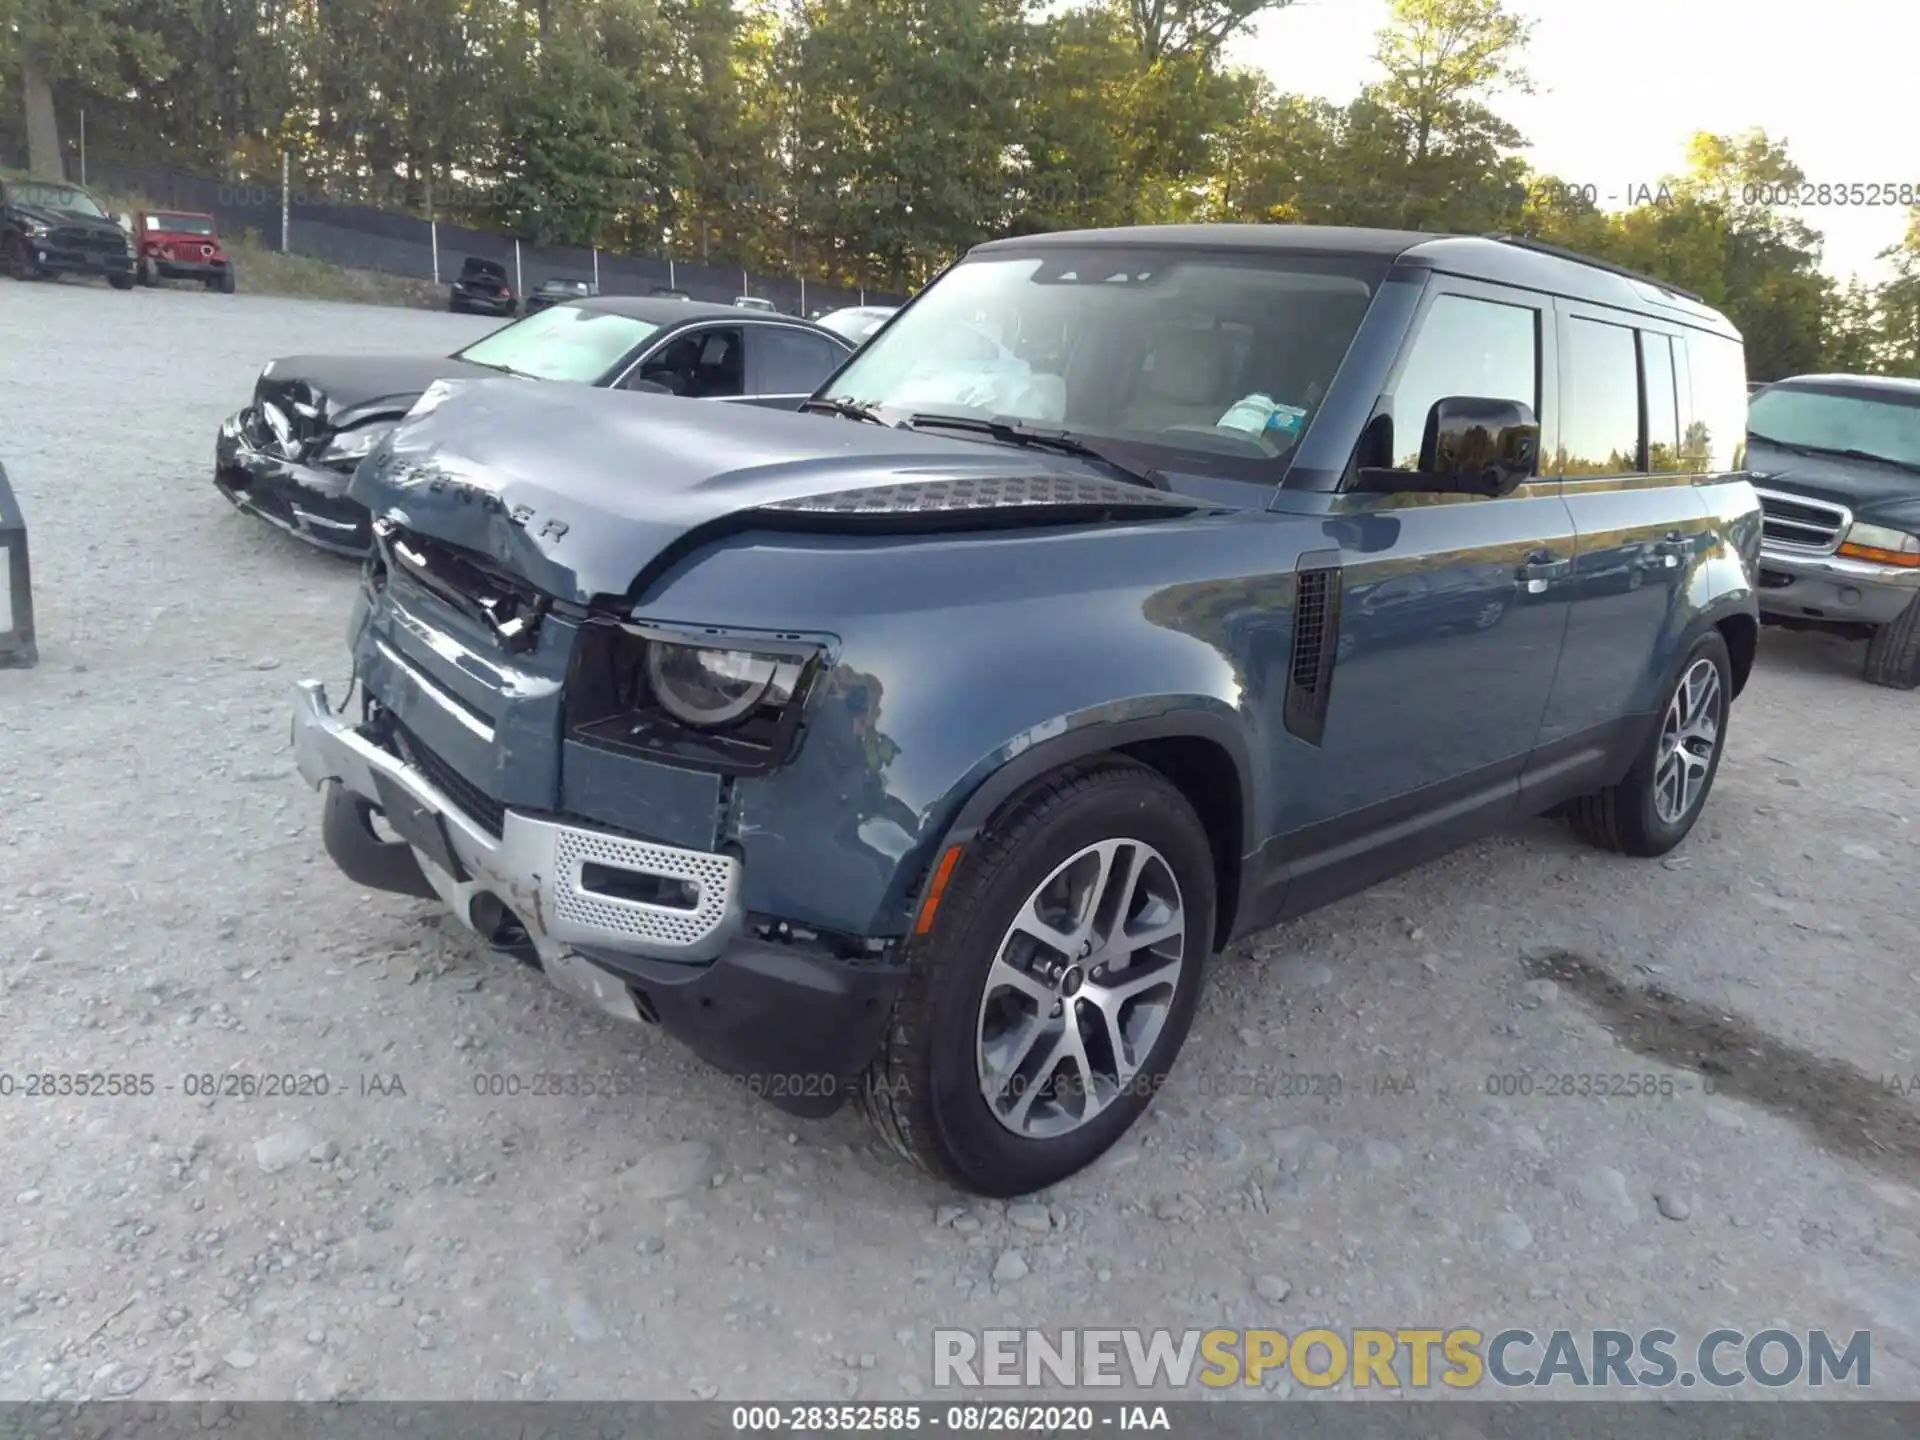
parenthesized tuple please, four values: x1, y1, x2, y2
(214, 297, 855, 557)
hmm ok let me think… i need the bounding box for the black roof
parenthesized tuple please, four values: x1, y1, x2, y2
(969, 223, 1738, 339)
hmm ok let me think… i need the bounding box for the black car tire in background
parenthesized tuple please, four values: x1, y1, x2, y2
(5, 235, 35, 281)
(108, 272, 135, 291)
(860, 759, 1215, 1197)
(137, 257, 156, 286)
(211, 267, 237, 294)
(1863, 594, 1920, 690)
(1564, 628, 1732, 857)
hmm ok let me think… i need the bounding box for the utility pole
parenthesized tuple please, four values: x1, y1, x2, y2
(280, 149, 291, 252)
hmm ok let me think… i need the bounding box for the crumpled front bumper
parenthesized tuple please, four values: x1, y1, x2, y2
(214, 411, 373, 557)
(290, 678, 904, 1116)
(1757, 544, 1920, 627)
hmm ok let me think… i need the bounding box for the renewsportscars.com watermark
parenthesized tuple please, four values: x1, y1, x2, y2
(933, 1327, 1871, 1391)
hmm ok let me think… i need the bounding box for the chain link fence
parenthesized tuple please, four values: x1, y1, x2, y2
(43, 154, 904, 316)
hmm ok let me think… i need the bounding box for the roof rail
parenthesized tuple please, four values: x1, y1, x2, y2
(1481, 233, 1705, 304)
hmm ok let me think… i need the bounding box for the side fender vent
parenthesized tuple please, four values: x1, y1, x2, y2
(1283, 551, 1343, 745)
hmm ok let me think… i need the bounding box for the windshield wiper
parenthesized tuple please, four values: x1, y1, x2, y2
(903, 413, 1165, 490)
(1751, 432, 1920, 474)
(800, 395, 892, 425)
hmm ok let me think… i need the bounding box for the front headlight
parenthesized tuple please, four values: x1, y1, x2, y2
(645, 643, 805, 727)
(1838, 522, 1920, 568)
(312, 421, 396, 469)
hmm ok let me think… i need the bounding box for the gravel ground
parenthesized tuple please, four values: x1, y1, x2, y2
(2, 279, 1917, 1406)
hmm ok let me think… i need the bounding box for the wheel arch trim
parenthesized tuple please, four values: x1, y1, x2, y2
(908, 702, 1258, 951)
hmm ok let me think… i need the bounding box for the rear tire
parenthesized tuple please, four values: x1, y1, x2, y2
(860, 759, 1215, 1196)
(108, 272, 135, 291)
(137, 258, 156, 287)
(1565, 629, 1731, 857)
(1863, 594, 1920, 689)
(221, 267, 236, 294)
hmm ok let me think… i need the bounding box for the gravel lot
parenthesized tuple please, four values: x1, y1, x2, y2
(2, 279, 1917, 1406)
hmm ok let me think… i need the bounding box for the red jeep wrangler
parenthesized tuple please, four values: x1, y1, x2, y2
(134, 211, 235, 292)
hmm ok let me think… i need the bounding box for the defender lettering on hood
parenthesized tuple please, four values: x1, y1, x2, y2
(350, 379, 1202, 606)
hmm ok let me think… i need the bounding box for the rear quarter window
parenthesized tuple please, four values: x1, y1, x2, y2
(1681, 331, 1749, 474)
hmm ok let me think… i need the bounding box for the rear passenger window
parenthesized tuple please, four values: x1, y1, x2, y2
(1558, 317, 1641, 475)
(1388, 294, 1538, 470)
(1682, 331, 1750, 473)
(1643, 333, 1684, 473)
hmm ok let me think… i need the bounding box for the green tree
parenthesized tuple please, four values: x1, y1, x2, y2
(785, 0, 1027, 286)
(1123, 0, 1295, 65)
(2, 0, 171, 177)
(1310, 0, 1534, 232)
(1875, 209, 1920, 377)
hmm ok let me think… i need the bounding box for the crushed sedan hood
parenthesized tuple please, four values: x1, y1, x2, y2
(349, 378, 1199, 605)
(255, 354, 506, 434)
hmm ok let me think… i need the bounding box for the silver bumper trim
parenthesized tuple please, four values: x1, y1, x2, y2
(291, 679, 743, 969)
(1759, 545, 1920, 590)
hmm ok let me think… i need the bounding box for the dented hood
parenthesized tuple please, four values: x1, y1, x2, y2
(348, 378, 1197, 604)
(255, 353, 506, 434)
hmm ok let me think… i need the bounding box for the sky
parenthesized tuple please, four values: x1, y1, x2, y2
(1228, 0, 1914, 283)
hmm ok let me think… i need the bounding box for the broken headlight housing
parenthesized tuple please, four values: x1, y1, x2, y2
(311, 421, 397, 471)
(566, 625, 822, 774)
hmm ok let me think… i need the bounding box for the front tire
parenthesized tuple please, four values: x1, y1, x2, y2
(860, 760, 1215, 1196)
(1565, 629, 1731, 857)
(108, 272, 135, 291)
(5, 233, 36, 281)
(1863, 593, 1920, 689)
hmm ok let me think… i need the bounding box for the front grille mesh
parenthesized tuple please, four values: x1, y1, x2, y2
(551, 828, 737, 949)
(1758, 492, 1847, 553)
(391, 724, 506, 838)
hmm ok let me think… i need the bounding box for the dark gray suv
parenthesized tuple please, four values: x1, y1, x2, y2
(290, 224, 1762, 1196)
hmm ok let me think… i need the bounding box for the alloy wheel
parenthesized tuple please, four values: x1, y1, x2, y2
(1653, 656, 1722, 825)
(975, 838, 1186, 1140)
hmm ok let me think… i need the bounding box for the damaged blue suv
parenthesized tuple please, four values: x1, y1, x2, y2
(291, 225, 1762, 1196)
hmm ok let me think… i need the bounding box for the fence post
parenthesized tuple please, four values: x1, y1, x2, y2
(280, 149, 290, 253)
(741, 266, 748, 299)
(514, 239, 522, 299)
(79, 110, 86, 188)
(668, 257, 675, 289)
(800, 275, 806, 315)
(859, 286, 866, 306)
(593, 248, 600, 290)
(430, 217, 440, 285)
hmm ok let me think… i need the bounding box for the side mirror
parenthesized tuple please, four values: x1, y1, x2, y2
(1353, 396, 1540, 498)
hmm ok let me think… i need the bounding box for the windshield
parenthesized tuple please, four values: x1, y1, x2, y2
(1749, 384, 1920, 469)
(10, 183, 107, 218)
(453, 306, 660, 383)
(148, 213, 216, 236)
(825, 247, 1383, 481)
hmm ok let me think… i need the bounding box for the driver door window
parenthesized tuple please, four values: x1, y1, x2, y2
(1382, 293, 1539, 470)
